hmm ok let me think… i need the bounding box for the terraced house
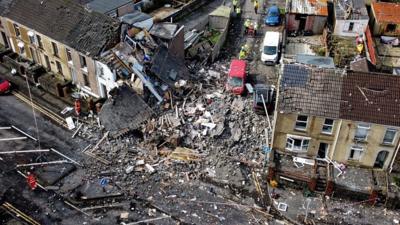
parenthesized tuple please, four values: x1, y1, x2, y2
(0, 0, 120, 98)
(272, 64, 400, 171)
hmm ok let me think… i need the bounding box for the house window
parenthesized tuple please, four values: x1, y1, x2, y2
(322, 118, 334, 134)
(37, 35, 43, 49)
(349, 145, 363, 160)
(18, 45, 25, 55)
(354, 123, 370, 141)
(386, 24, 397, 33)
(83, 72, 90, 87)
(28, 33, 35, 44)
(52, 42, 59, 57)
(79, 55, 87, 68)
(13, 24, 20, 37)
(66, 48, 73, 63)
(286, 135, 310, 152)
(348, 22, 354, 31)
(295, 115, 308, 131)
(44, 54, 50, 69)
(383, 128, 397, 145)
(56, 61, 63, 75)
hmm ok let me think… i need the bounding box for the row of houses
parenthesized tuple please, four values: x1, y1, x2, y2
(286, 0, 400, 37)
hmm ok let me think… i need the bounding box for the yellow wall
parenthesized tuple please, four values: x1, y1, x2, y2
(272, 112, 399, 170)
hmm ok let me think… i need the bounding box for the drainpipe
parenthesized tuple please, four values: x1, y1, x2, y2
(389, 139, 400, 173)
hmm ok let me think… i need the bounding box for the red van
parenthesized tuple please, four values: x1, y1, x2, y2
(226, 59, 246, 95)
(0, 77, 11, 94)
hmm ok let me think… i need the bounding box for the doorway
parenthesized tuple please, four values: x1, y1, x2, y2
(317, 142, 328, 159)
(374, 151, 389, 168)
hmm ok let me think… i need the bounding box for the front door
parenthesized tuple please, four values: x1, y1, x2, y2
(317, 142, 328, 159)
(374, 151, 389, 168)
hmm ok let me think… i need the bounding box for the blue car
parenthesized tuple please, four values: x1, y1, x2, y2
(265, 5, 280, 26)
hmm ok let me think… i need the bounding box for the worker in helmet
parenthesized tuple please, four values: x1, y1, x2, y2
(244, 19, 251, 34)
(236, 6, 241, 18)
(233, 0, 238, 12)
(253, 21, 258, 36)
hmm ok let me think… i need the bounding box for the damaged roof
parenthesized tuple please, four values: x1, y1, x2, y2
(279, 64, 400, 127)
(340, 71, 400, 127)
(150, 23, 178, 40)
(150, 46, 190, 87)
(279, 64, 342, 119)
(287, 0, 328, 16)
(334, 0, 368, 20)
(1, 0, 120, 57)
(372, 2, 400, 24)
(99, 85, 153, 134)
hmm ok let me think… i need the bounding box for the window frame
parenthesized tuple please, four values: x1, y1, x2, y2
(36, 35, 43, 49)
(382, 128, 397, 145)
(322, 118, 334, 134)
(354, 123, 370, 141)
(285, 135, 310, 152)
(295, 115, 308, 131)
(79, 55, 87, 70)
(66, 48, 73, 64)
(348, 145, 364, 161)
(51, 42, 59, 57)
(56, 60, 63, 75)
(13, 24, 20, 37)
(82, 72, 90, 87)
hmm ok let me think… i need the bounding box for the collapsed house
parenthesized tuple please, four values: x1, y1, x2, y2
(268, 64, 400, 206)
(333, 0, 369, 37)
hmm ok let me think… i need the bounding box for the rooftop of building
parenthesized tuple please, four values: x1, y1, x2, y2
(279, 64, 400, 127)
(0, 0, 120, 57)
(372, 1, 400, 24)
(334, 0, 369, 20)
(87, 0, 133, 14)
(286, 0, 328, 16)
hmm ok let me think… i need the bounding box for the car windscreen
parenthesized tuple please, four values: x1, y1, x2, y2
(228, 77, 243, 87)
(268, 11, 279, 17)
(264, 46, 277, 55)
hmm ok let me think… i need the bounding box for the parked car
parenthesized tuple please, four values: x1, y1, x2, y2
(253, 84, 276, 115)
(265, 5, 280, 26)
(226, 59, 246, 95)
(0, 77, 11, 94)
(261, 31, 281, 65)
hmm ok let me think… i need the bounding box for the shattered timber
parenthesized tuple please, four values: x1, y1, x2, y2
(1, 0, 400, 225)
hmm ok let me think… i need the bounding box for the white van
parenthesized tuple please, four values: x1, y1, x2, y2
(261, 31, 280, 65)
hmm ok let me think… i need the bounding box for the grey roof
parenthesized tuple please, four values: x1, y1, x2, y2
(87, 0, 132, 14)
(99, 85, 153, 135)
(334, 0, 369, 20)
(296, 54, 335, 68)
(278, 64, 343, 119)
(1, 0, 120, 57)
(150, 46, 190, 87)
(150, 23, 178, 40)
(120, 11, 152, 25)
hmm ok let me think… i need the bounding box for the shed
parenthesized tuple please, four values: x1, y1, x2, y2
(286, 0, 328, 34)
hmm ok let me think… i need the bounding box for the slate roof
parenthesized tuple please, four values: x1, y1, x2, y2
(87, 0, 132, 14)
(372, 2, 400, 24)
(279, 64, 343, 119)
(1, 0, 120, 57)
(99, 85, 153, 134)
(150, 46, 190, 87)
(340, 71, 400, 127)
(279, 64, 400, 127)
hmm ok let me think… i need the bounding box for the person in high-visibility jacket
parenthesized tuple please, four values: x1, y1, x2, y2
(253, 21, 258, 36)
(254, 0, 259, 14)
(244, 19, 251, 34)
(233, 0, 238, 11)
(239, 49, 246, 59)
(236, 6, 241, 18)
